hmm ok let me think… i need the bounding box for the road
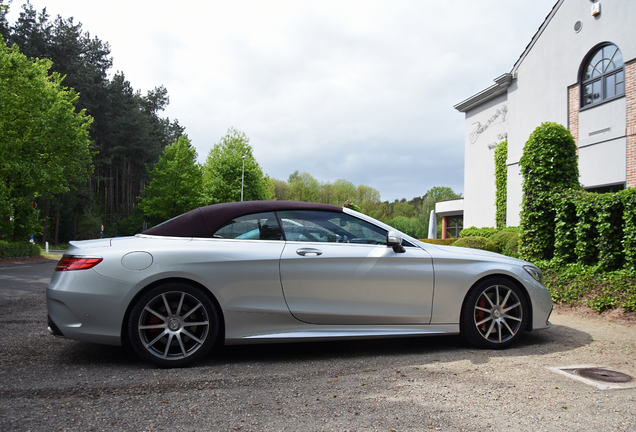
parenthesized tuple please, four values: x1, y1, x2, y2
(0, 259, 56, 300)
(1, 259, 635, 431)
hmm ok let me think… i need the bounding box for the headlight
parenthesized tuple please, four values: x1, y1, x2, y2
(523, 265, 543, 284)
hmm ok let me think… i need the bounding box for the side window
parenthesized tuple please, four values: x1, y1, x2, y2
(212, 212, 282, 240)
(277, 210, 387, 244)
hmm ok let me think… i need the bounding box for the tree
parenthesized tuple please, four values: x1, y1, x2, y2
(286, 171, 321, 202)
(138, 136, 202, 225)
(202, 128, 271, 203)
(3, 4, 186, 231)
(0, 1, 9, 41)
(5, 2, 51, 60)
(356, 184, 382, 213)
(0, 36, 93, 240)
(271, 178, 289, 200)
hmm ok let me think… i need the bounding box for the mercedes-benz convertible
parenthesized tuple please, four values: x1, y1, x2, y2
(47, 201, 552, 367)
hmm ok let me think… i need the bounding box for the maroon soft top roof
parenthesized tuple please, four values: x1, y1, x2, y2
(142, 201, 343, 238)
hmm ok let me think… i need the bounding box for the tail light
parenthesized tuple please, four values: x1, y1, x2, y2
(55, 256, 103, 272)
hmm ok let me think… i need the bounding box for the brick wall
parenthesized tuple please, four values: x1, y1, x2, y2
(568, 84, 579, 146)
(627, 60, 636, 188)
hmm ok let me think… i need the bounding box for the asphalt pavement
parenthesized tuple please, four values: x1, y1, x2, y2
(1, 260, 635, 431)
(0, 259, 57, 300)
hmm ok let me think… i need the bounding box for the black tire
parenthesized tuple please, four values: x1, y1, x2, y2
(128, 283, 218, 367)
(460, 278, 528, 349)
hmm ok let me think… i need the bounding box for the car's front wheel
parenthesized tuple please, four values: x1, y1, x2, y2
(128, 283, 218, 367)
(461, 278, 528, 349)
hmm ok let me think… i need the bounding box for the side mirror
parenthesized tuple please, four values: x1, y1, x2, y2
(387, 231, 406, 253)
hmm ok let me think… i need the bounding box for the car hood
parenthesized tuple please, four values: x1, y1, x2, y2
(418, 242, 530, 265)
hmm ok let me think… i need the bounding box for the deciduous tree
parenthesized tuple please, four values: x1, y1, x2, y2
(202, 128, 271, 203)
(138, 136, 202, 225)
(0, 37, 93, 239)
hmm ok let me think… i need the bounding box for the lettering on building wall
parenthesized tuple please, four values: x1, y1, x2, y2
(469, 105, 508, 144)
(488, 134, 509, 150)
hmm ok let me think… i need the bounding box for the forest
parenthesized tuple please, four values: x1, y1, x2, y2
(0, 2, 460, 244)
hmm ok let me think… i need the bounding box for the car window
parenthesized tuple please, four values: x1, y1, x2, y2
(276, 210, 387, 244)
(212, 212, 282, 240)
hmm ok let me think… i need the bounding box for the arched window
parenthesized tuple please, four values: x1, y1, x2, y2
(581, 43, 624, 108)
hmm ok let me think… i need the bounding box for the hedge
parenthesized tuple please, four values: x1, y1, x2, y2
(452, 236, 498, 253)
(419, 238, 457, 246)
(552, 188, 636, 271)
(519, 122, 580, 261)
(0, 241, 42, 259)
(459, 226, 498, 238)
(456, 227, 520, 257)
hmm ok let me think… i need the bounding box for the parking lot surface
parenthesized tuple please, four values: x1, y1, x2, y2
(1, 259, 635, 431)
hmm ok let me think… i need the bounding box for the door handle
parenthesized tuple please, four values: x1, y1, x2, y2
(296, 248, 323, 256)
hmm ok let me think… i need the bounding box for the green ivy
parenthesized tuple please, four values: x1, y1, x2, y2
(542, 262, 636, 312)
(550, 188, 636, 271)
(596, 192, 623, 271)
(574, 193, 600, 265)
(622, 188, 636, 269)
(494, 141, 508, 229)
(552, 189, 579, 265)
(519, 122, 580, 261)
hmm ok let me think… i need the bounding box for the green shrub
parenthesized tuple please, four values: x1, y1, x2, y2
(519, 122, 580, 261)
(490, 230, 519, 258)
(553, 189, 578, 265)
(0, 241, 42, 259)
(622, 188, 636, 269)
(452, 236, 498, 253)
(419, 238, 457, 246)
(494, 141, 507, 229)
(460, 226, 498, 239)
(542, 262, 636, 312)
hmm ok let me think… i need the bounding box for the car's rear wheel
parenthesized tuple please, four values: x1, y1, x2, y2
(128, 283, 218, 367)
(461, 278, 528, 349)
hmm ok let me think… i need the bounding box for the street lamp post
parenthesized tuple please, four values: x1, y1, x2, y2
(241, 155, 246, 202)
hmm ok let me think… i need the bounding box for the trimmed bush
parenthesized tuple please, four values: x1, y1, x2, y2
(0, 241, 42, 259)
(452, 236, 498, 253)
(519, 122, 580, 261)
(460, 226, 498, 239)
(550, 188, 634, 271)
(490, 230, 519, 258)
(419, 238, 457, 246)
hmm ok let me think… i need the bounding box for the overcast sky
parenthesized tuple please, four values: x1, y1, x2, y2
(9, 0, 557, 201)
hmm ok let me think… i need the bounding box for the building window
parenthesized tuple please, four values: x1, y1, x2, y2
(581, 43, 624, 108)
(442, 215, 463, 239)
(584, 183, 625, 194)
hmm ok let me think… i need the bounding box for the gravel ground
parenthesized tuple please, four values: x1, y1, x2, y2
(1, 263, 635, 431)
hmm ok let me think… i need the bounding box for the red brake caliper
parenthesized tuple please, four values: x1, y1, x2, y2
(148, 316, 162, 339)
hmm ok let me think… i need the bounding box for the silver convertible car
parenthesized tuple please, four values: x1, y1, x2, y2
(47, 201, 552, 367)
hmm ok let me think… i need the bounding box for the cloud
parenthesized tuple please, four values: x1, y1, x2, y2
(16, 0, 556, 201)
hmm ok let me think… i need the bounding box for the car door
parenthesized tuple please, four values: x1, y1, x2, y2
(202, 212, 287, 315)
(278, 210, 434, 325)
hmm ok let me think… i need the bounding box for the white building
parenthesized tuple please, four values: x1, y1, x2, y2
(453, 0, 636, 229)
